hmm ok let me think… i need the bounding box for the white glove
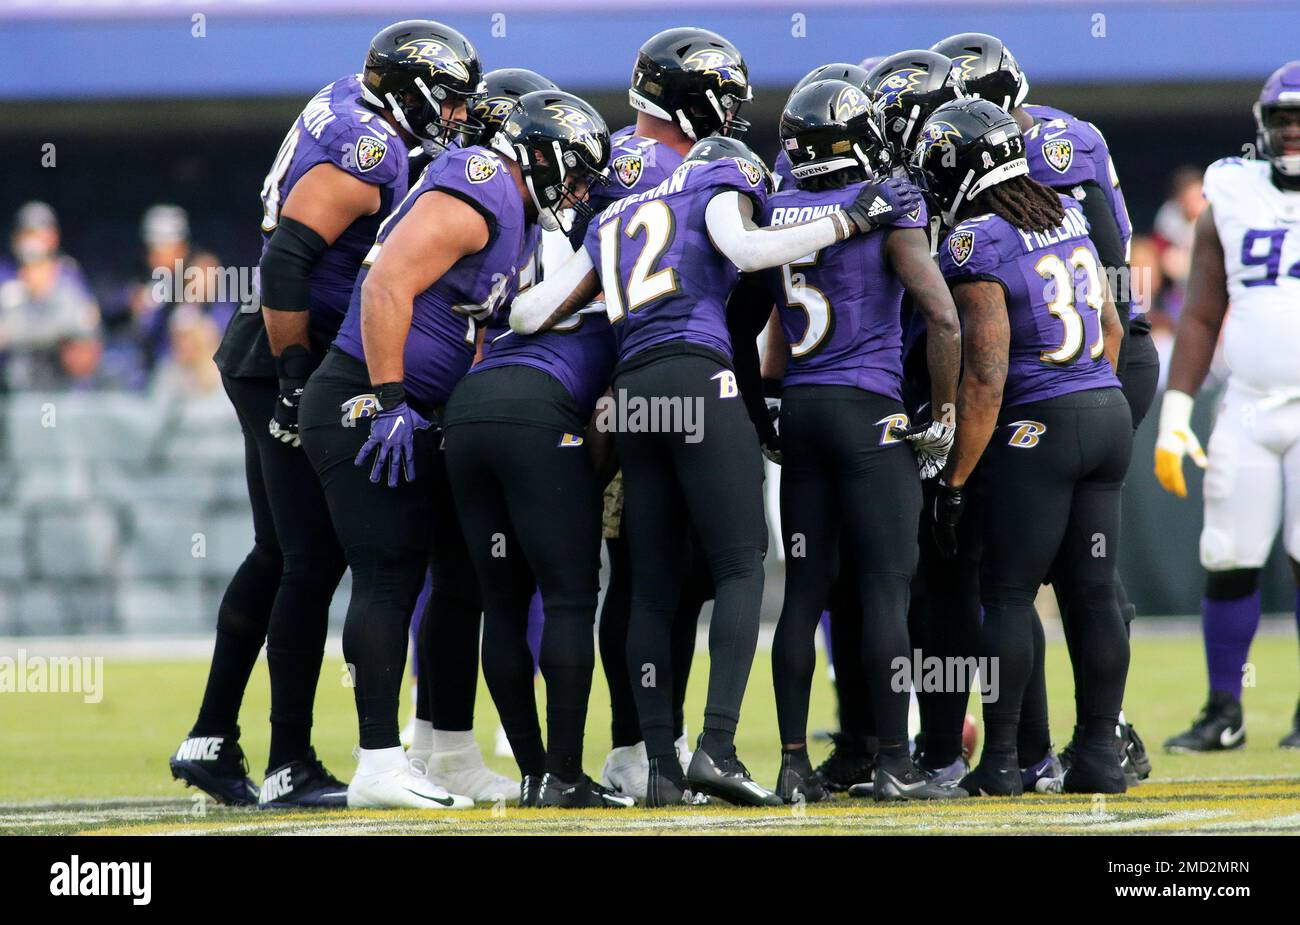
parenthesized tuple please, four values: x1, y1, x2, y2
(1154, 389, 1207, 498)
(892, 418, 955, 480)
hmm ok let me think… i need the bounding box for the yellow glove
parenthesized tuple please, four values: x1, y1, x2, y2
(1154, 389, 1208, 498)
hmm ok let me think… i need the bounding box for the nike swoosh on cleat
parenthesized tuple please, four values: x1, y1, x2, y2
(403, 788, 454, 806)
(1219, 726, 1245, 747)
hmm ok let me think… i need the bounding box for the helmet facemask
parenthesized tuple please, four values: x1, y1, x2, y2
(1255, 102, 1300, 176)
(500, 138, 607, 234)
(381, 82, 484, 156)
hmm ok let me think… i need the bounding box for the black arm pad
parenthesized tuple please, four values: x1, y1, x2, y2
(1071, 180, 1130, 376)
(260, 216, 329, 313)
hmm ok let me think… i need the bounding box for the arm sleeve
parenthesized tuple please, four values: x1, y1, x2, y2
(508, 244, 596, 334)
(260, 216, 329, 312)
(725, 273, 777, 445)
(705, 191, 843, 273)
(1075, 181, 1130, 375)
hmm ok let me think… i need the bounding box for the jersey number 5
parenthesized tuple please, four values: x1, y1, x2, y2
(599, 200, 679, 323)
(1035, 247, 1105, 364)
(780, 251, 832, 358)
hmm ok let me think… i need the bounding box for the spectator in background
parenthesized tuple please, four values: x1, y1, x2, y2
(150, 303, 221, 398)
(125, 204, 193, 379)
(1151, 166, 1205, 320)
(0, 202, 104, 391)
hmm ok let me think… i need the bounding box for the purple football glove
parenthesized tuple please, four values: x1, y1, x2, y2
(354, 401, 431, 488)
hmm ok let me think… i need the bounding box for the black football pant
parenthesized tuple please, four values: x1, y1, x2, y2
(600, 530, 706, 749)
(190, 374, 346, 772)
(300, 350, 480, 751)
(976, 388, 1132, 767)
(443, 408, 603, 781)
(614, 349, 768, 760)
(772, 386, 921, 754)
(1018, 332, 1159, 764)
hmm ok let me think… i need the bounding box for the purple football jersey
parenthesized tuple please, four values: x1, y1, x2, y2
(938, 196, 1119, 408)
(759, 182, 928, 399)
(1023, 104, 1132, 252)
(583, 156, 770, 364)
(474, 306, 617, 420)
(334, 145, 528, 407)
(259, 75, 408, 342)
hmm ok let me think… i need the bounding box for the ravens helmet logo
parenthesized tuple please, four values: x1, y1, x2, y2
(396, 38, 472, 85)
(681, 49, 748, 90)
(917, 119, 963, 162)
(544, 102, 605, 163)
(475, 96, 518, 125)
(833, 85, 871, 122)
(947, 229, 975, 267)
(875, 67, 926, 112)
(950, 53, 983, 82)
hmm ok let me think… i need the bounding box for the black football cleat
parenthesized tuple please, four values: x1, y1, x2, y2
(645, 756, 708, 807)
(873, 756, 969, 802)
(1062, 744, 1127, 794)
(775, 750, 830, 804)
(686, 738, 783, 807)
(1163, 692, 1245, 753)
(540, 773, 636, 809)
(1278, 701, 1300, 749)
(258, 748, 348, 810)
(170, 733, 258, 806)
(1120, 722, 1152, 784)
(958, 760, 1024, 797)
(519, 774, 544, 808)
(812, 732, 874, 793)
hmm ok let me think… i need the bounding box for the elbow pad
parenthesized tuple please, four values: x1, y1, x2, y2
(260, 217, 328, 312)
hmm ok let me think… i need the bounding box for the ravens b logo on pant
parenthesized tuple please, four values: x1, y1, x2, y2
(1007, 420, 1047, 448)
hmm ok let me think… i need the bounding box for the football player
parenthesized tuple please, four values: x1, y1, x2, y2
(402, 66, 557, 801)
(762, 79, 964, 802)
(771, 63, 873, 188)
(1155, 61, 1300, 753)
(564, 27, 757, 800)
(918, 98, 1132, 795)
(932, 32, 1156, 786)
(170, 19, 470, 809)
(512, 118, 918, 805)
(440, 93, 624, 808)
(298, 81, 609, 809)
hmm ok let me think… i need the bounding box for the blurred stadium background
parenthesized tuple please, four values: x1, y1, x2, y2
(1, 0, 1298, 639)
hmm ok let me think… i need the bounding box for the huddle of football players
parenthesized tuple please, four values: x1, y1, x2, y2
(166, 15, 1300, 812)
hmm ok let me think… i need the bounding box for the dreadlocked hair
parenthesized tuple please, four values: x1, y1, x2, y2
(979, 175, 1065, 234)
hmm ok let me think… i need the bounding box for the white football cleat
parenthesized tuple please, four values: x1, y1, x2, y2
(348, 756, 473, 810)
(601, 741, 649, 800)
(426, 741, 519, 804)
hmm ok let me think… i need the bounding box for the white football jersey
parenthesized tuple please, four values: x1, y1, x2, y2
(1204, 157, 1300, 392)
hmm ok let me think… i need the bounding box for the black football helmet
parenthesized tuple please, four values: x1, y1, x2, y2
(470, 68, 558, 147)
(864, 50, 965, 161)
(929, 33, 1028, 112)
(780, 79, 890, 186)
(913, 97, 1028, 225)
(790, 62, 872, 98)
(361, 20, 486, 154)
(685, 135, 774, 193)
(494, 90, 612, 233)
(629, 27, 753, 140)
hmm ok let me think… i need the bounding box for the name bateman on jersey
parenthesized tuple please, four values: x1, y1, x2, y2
(599, 166, 690, 222)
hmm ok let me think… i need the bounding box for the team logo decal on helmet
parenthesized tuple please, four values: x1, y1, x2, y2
(947, 229, 975, 266)
(396, 38, 473, 85)
(833, 85, 872, 121)
(465, 153, 499, 183)
(917, 120, 963, 159)
(1043, 138, 1074, 173)
(478, 97, 519, 125)
(544, 101, 606, 164)
(681, 48, 748, 90)
(876, 68, 927, 108)
(353, 136, 388, 173)
(612, 153, 645, 188)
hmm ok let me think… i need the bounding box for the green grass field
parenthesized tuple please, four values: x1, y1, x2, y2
(2, 630, 1298, 834)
